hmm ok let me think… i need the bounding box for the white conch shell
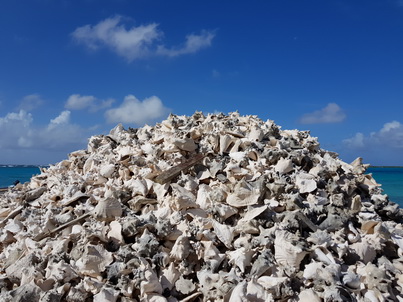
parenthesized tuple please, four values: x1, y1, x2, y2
(296, 173, 317, 193)
(274, 158, 293, 174)
(107, 221, 124, 243)
(313, 246, 336, 265)
(228, 281, 247, 302)
(257, 276, 288, 289)
(93, 286, 120, 302)
(350, 240, 376, 264)
(212, 220, 234, 248)
(75, 244, 113, 277)
(170, 234, 191, 260)
(140, 264, 163, 296)
(226, 180, 261, 207)
(93, 197, 123, 222)
(298, 289, 321, 302)
(303, 261, 324, 280)
(228, 247, 254, 273)
(172, 138, 196, 152)
(100, 164, 116, 178)
(175, 277, 196, 295)
(274, 229, 307, 269)
(342, 271, 361, 289)
(219, 134, 234, 154)
(246, 278, 270, 301)
(160, 263, 180, 291)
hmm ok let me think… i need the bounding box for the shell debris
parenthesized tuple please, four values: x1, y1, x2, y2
(1, 111, 403, 301)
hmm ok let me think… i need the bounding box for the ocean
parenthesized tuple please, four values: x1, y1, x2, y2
(0, 165, 402, 207)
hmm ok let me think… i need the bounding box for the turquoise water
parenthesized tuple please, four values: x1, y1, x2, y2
(367, 167, 403, 206)
(0, 166, 402, 206)
(0, 166, 41, 188)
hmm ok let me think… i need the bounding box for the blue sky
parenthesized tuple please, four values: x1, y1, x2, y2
(1, 0, 403, 165)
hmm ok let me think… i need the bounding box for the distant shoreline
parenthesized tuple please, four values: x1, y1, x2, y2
(369, 166, 403, 168)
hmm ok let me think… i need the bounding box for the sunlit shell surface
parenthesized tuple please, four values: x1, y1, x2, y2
(0, 112, 402, 301)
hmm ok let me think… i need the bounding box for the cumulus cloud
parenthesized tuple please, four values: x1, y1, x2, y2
(72, 15, 215, 62)
(344, 121, 403, 150)
(65, 94, 114, 112)
(0, 110, 91, 164)
(105, 95, 170, 125)
(48, 110, 71, 130)
(18, 94, 44, 111)
(299, 103, 346, 124)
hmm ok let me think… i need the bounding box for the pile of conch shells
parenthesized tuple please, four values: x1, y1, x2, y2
(1, 111, 403, 302)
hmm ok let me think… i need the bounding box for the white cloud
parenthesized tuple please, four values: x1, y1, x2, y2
(48, 110, 71, 130)
(344, 121, 403, 150)
(342, 132, 364, 149)
(0, 110, 33, 148)
(0, 110, 91, 164)
(156, 30, 215, 57)
(18, 94, 44, 111)
(72, 15, 215, 62)
(105, 95, 170, 125)
(65, 94, 96, 110)
(299, 103, 346, 124)
(65, 94, 115, 112)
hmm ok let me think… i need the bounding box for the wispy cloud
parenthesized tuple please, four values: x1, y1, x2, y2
(65, 94, 114, 112)
(156, 30, 215, 57)
(344, 121, 403, 150)
(105, 95, 170, 125)
(71, 15, 215, 62)
(18, 94, 44, 111)
(299, 103, 346, 124)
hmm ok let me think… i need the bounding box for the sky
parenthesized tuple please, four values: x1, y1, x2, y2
(1, 0, 403, 166)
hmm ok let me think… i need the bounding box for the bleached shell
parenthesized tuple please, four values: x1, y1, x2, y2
(302, 261, 324, 280)
(229, 151, 246, 161)
(196, 184, 212, 210)
(93, 197, 123, 222)
(342, 271, 361, 289)
(4, 218, 24, 234)
(175, 277, 196, 295)
(350, 240, 377, 264)
(228, 281, 247, 302)
(298, 289, 321, 302)
(93, 286, 120, 302)
(100, 164, 116, 178)
(107, 221, 124, 243)
(257, 276, 288, 289)
(226, 181, 261, 207)
(246, 278, 269, 301)
(212, 220, 234, 248)
(140, 269, 163, 295)
(296, 173, 317, 193)
(75, 244, 113, 277)
(172, 138, 197, 152)
(274, 158, 293, 174)
(313, 246, 336, 265)
(170, 234, 191, 260)
(160, 263, 180, 291)
(125, 178, 149, 196)
(228, 247, 254, 273)
(219, 134, 233, 154)
(46, 260, 78, 282)
(274, 229, 308, 269)
(170, 183, 197, 211)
